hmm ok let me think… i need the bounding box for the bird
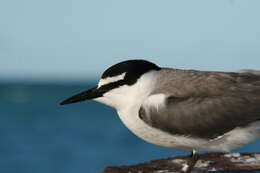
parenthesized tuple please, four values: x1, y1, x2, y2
(60, 59, 260, 172)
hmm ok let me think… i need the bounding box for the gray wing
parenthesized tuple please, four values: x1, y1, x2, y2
(139, 70, 260, 139)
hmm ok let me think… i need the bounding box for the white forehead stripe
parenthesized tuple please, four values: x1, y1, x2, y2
(98, 72, 126, 88)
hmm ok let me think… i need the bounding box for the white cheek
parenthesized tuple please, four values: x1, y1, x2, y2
(93, 91, 125, 108)
(93, 86, 133, 109)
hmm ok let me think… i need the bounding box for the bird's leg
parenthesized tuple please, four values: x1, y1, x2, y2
(181, 150, 199, 173)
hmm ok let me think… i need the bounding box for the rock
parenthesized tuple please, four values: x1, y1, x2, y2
(104, 153, 260, 173)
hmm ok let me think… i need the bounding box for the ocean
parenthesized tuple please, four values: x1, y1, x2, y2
(1, 81, 260, 173)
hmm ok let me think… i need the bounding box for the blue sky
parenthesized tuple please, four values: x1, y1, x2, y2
(1, 0, 260, 81)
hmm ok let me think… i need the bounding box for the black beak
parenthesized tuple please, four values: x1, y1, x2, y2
(60, 86, 103, 105)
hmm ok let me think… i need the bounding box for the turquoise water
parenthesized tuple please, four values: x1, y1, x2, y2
(1, 82, 260, 173)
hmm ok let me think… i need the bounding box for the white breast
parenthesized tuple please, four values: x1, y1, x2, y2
(118, 107, 260, 152)
(118, 106, 205, 151)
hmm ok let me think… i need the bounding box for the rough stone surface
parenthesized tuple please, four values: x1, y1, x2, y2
(104, 153, 260, 173)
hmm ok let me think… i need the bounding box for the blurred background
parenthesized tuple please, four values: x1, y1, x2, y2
(1, 0, 260, 173)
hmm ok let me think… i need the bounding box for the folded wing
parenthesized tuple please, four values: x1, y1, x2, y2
(139, 70, 260, 139)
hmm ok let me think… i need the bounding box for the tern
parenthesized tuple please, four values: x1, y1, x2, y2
(60, 60, 260, 172)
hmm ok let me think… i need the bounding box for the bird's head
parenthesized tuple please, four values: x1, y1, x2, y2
(60, 59, 161, 110)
